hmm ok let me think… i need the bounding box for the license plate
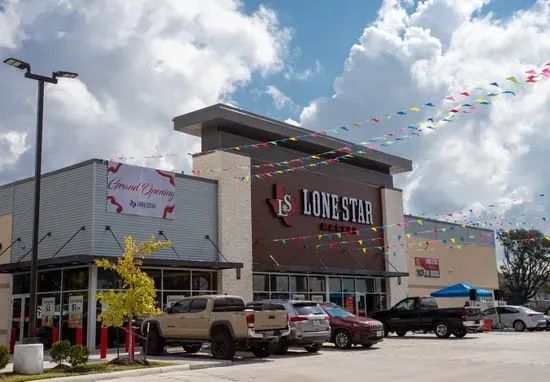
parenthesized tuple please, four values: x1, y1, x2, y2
(376, 331, 383, 337)
(313, 320, 319, 326)
(263, 331, 274, 337)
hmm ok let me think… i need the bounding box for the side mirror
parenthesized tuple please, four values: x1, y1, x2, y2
(164, 306, 172, 314)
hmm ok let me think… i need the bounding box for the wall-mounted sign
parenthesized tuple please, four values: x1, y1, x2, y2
(41, 297, 55, 327)
(68, 295, 84, 328)
(106, 161, 176, 219)
(415, 257, 440, 278)
(268, 184, 374, 227)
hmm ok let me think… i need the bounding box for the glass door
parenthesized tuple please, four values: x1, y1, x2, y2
(11, 295, 30, 343)
(356, 293, 367, 317)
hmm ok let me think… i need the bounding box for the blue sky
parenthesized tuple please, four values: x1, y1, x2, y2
(234, 0, 538, 123)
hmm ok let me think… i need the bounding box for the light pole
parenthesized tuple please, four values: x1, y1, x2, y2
(3, 57, 78, 342)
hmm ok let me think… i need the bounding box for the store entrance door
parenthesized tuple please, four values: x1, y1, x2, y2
(356, 293, 367, 317)
(11, 295, 30, 343)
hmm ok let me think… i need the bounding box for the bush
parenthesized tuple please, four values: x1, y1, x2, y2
(0, 344, 9, 370)
(50, 340, 71, 365)
(67, 345, 89, 369)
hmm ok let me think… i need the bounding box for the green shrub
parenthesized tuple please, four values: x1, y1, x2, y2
(67, 345, 89, 369)
(50, 340, 71, 365)
(0, 344, 9, 370)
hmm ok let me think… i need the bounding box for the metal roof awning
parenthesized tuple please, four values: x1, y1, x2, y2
(0, 255, 243, 273)
(253, 264, 408, 278)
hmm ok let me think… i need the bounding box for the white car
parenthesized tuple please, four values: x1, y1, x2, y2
(482, 305, 547, 332)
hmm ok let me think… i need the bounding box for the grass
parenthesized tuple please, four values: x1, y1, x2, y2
(0, 360, 176, 382)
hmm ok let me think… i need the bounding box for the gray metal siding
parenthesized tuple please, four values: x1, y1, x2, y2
(92, 162, 219, 261)
(9, 164, 94, 262)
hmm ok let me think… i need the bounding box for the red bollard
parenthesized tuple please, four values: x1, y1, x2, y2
(51, 327, 59, 344)
(76, 327, 83, 346)
(9, 328, 16, 354)
(125, 327, 129, 352)
(100, 327, 107, 359)
(129, 326, 135, 360)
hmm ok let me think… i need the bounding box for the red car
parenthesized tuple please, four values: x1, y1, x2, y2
(319, 302, 384, 349)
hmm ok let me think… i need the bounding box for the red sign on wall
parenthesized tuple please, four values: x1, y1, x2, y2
(415, 257, 440, 278)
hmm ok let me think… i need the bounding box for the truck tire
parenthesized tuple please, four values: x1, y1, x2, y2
(304, 343, 322, 353)
(146, 326, 165, 356)
(395, 329, 407, 337)
(210, 331, 237, 360)
(251, 342, 272, 358)
(433, 322, 451, 338)
(183, 344, 202, 353)
(452, 328, 467, 338)
(274, 337, 289, 355)
(334, 330, 352, 349)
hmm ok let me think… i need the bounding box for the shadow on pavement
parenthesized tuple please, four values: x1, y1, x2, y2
(385, 335, 477, 340)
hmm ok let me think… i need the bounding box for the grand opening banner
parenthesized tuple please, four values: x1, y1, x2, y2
(106, 161, 176, 219)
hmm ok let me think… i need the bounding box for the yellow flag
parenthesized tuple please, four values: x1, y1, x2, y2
(410, 106, 420, 112)
(362, 248, 367, 254)
(358, 240, 363, 246)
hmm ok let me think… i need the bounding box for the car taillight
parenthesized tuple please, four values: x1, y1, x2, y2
(246, 313, 254, 328)
(460, 308, 468, 318)
(290, 316, 309, 322)
(527, 313, 539, 317)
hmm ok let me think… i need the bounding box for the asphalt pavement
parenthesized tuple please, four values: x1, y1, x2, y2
(101, 331, 550, 381)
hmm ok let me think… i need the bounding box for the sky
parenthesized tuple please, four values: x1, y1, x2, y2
(0, 0, 549, 260)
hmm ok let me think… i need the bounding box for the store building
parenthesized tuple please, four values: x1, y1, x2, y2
(0, 103, 416, 350)
(404, 215, 498, 308)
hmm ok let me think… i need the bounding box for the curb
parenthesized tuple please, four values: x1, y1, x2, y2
(189, 361, 233, 370)
(38, 364, 191, 382)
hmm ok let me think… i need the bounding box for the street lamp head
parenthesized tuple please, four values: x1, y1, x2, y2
(3, 57, 31, 72)
(53, 71, 79, 79)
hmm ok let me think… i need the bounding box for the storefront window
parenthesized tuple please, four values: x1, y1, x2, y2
(163, 270, 191, 290)
(271, 292, 290, 299)
(355, 278, 367, 293)
(253, 292, 269, 301)
(37, 292, 61, 349)
(63, 268, 89, 291)
(270, 275, 289, 292)
(366, 278, 375, 293)
(192, 271, 216, 291)
(253, 274, 269, 292)
(97, 268, 123, 290)
(343, 278, 354, 293)
(309, 276, 325, 292)
(61, 291, 88, 346)
(329, 277, 342, 293)
(38, 270, 62, 293)
(290, 276, 308, 293)
(143, 269, 162, 290)
(13, 273, 30, 294)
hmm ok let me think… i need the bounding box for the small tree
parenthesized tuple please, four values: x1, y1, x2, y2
(498, 229, 550, 304)
(95, 236, 170, 358)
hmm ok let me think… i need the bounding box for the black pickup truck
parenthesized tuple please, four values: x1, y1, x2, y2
(371, 297, 482, 338)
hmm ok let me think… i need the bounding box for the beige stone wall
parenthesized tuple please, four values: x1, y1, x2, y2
(193, 152, 253, 302)
(0, 214, 13, 345)
(407, 243, 499, 308)
(381, 188, 408, 307)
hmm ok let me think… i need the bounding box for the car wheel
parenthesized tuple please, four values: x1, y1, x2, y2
(361, 344, 373, 348)
(383, 323, 390, 337)
(251, 342, 272, 358)
(452, 328, 467, 338)
(304, 343, 322, 353)
(395, 329, 407, 337)
(183, 344, 202, 353)
(210, 331, 237, 360)
(273, 337, 289, 355)
(434, 322, 451, 338)
(334, 330, 352, 349)
(546, 308, 550, 315)
(146, 326, 165, 356)
(513, 320, 526, 332)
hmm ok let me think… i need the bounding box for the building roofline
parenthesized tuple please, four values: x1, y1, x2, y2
(173, 103, 413, 174)
(405, 214, 495, 233)
(0, 158, 217, 190)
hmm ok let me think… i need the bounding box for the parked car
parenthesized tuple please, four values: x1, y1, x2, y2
(247, 299, 331, 354)
(522, 299, 550, 315)
(482, 306, 547, 331)
(371, 296, 482, 338)
(141, 295, 290, 360)
(318, 302, 384, 349)
(543, 315, 550, 331)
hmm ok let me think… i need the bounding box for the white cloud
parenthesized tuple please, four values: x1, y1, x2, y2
(298, 0, 550, 238)
(0, 0, 291, 182)
(284, 117, 300, 126)
(284, 59, 323, 81)
(265, 85, 294, 110)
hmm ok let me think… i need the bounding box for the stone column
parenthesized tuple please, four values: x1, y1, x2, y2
(193, 151, 253, 302)
(381, 187, 408, 307)
(87, 264, 98, 353)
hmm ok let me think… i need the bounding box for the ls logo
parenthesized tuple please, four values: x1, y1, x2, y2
(268, 184, 297, 227)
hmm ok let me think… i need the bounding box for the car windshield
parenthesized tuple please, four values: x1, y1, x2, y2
(293, 302, 325, 315)
(323, 306, 354, 318)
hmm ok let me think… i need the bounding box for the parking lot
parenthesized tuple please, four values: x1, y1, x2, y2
(104, 331, 550, 381)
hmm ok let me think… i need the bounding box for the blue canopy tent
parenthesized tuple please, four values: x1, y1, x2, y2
(430, 283, 492, 298)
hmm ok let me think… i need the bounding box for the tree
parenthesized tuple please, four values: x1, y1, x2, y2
(498, 229, 550, 304)
(95, 236, 171, 355)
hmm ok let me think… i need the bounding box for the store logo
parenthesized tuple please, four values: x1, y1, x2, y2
(268, 184, 297, 227)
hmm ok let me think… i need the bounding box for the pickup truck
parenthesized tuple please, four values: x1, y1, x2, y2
(140, 295, 290, 360)
(371, 296, 482, 338)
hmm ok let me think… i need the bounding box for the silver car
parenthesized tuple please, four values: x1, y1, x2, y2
(248, 299, 331, 354)
(483, 306, 547, 331)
